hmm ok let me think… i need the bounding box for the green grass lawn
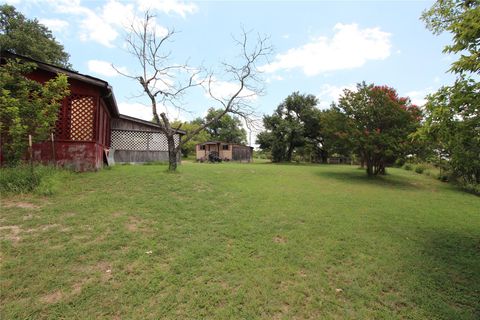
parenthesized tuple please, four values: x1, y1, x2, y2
(1, 163, 479, 319)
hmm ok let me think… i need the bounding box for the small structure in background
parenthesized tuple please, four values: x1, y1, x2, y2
(196, 141, 253, 163)
(327, 155, 351, 164)
(0, 51, 183, 171)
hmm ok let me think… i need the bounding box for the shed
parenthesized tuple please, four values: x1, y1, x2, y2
(0, 51, 183, 170)
(111, 115, 184, 163)
(196, 141, 253, 162)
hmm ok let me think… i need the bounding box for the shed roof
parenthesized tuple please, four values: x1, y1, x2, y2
(118, 114, 186, 135)
(197, 141, 253, 148)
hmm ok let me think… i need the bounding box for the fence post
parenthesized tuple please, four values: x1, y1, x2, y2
(51, 132, 56, 167)
(28, 134, 34, 175)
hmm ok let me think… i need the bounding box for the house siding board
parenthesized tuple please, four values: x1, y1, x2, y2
(111, 118, 160, 132)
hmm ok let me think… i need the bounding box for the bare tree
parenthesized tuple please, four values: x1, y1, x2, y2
(119, 12, 271, 171)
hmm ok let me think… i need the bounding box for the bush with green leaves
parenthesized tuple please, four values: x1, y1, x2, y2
(415, 165, 426, 174)
(0, 59, 69, 166)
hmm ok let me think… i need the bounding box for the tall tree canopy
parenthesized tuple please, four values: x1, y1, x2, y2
(0, 4, 71, 69)
(257, 92, 322, 162)
(338, 83, 421, 176)
(418, 0, 480, 188)
(202, 108, 247, 144)
(0, 59, 69, 165)
(171, 120, 211, 158)
(421, 0, 480, 74)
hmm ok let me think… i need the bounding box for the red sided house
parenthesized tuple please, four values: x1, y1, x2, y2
(0, 51, 183, 171)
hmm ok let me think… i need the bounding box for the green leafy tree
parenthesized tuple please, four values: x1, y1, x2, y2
(418, 0, 480, 188)
(416, 78, 479, 184)
(318, 106, 353, 160)
(203, 108, 247, 144)
(0, 5, 71, 69)
(0, 59, 70, 165)
(258, 92, 321, 162)
(338, 83, 421, 176)
(421, 0, 480, 74)
(172, 120, 211, 157)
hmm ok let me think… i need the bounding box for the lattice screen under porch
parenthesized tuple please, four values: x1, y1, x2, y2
(111, 129, 179, 151)
(55, 94, 95, 141)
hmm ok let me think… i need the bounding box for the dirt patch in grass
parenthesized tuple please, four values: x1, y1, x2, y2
(273, 235, 287, 243)
(63, 212, 77, 218)
(25, 224, 61, 233)
(112, 211, 126, 218)
(0, 225, 21, 243)
(125, 217, 141, 232)
(125, 216, 151, 233)
(22, 214, 35, 221)
(1, 201, 41, 209)
(40, 290, 63, 304)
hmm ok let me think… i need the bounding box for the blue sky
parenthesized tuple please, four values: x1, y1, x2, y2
(6, 0, 455, 141)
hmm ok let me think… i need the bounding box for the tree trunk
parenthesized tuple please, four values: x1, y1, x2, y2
(286, 139, 294, 162)
(166, 133, 177, 172)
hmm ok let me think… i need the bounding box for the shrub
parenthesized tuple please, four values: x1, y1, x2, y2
(461, 182, 480, 196)
(403, 163, 413, 171)
(394, 158, 406, 167)
(415, 165, 426, 174)
(437, 173, 449, 182)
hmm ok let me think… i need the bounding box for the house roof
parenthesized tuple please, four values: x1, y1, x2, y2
(118, 114, 186, 135)
(1, 50, 120, 117)
(1, 51, 188, 135)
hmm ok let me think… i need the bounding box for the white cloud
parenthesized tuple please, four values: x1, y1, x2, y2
(50, 0, 119, 47)
(87, 60, 128, 77)
(265, 75, 284, 84)
(206, 78, 257, 102)
(102, 0, 135, 27)
(118, 102, 155, 121)
(118, 101, 186, 122)
(262, 23, 392, 76)
(137, 0, 198, 18)
(38, 18, 69, 32)
(317, 83, 356, 108)
(406, 87, 435, 107)
(46, 0, 154, 47)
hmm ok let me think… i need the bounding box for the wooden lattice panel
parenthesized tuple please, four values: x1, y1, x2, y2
(70, 95, 95, 141)
(111, 130, 179, 151)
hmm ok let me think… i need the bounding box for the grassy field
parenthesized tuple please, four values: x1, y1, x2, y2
(1, 162, 479, 319)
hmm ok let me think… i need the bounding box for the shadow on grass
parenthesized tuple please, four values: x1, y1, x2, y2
(412, 229, 480, 319)
(316, 169, 420, 190)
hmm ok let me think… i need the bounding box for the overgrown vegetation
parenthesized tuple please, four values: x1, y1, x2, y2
(0, 165, 70, 195)
(0, 59, 69, 166)
(1, 163, 478, 319)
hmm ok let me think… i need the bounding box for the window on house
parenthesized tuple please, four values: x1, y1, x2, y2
(200, 145, 206, 150)
(222, 144, 229, 150)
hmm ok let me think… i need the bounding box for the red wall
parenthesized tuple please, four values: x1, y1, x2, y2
(32, 141, 99, 171)
(26, 69, 110, 171)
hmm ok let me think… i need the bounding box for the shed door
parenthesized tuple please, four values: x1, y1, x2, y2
(232, 146, 250, 161)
